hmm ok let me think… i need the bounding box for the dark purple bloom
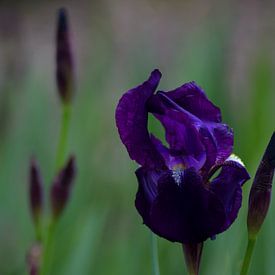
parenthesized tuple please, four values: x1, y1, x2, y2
(51, 156, 76, 219)
(116, 70, 250, 243)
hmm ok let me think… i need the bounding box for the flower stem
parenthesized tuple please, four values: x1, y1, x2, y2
(40, 102, 72, 275)
(240, 238, 256, 275)
(55, 102, 71, 171)
(40, 219, 56, 275)
(34, 217, 43, 242)
(182, 242, 203, 275)
(151, 232, 160, 275)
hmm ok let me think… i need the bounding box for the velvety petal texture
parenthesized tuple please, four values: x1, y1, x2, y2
(165, 82, 222, 122)
(115, 70, 165, 169)
(135, 168, 165, 225)
(116, 70, 250, 244)
(210, 157, 250, 231)
(136, 168, 226, 243)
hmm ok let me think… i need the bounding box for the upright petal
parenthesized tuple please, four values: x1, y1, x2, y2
(142, 168, 225, 243)
(165, 82, 222, 122)
(199, 127, 218, 173)
(157, 111, 206, 169)
(152, 93, 206, 170)
(210, 156, 250, 232)
(208, 122, 234, 164)
(152, 91, 233, 169)
(150, 134, 190, 170)
(115, 70, 166, 169)
(200, 123, 233, 172)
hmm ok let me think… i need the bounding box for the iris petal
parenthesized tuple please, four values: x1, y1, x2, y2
(158, 85, 233, 167)
(151, 93, 206, 170)
(153, 92, 233, 170)
(210, 158, 250, 232)
(135, 167, 165, 224)
(115, 70, 166, 169)
(155, 110, 206, 169)
(165, 82, 222, 122)
(208, 122, 234, 164)
(138, 168, 226, 243)
(199, 123, 233, 172)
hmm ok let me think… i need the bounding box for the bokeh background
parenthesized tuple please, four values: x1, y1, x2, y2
(0, 0, 274, 274)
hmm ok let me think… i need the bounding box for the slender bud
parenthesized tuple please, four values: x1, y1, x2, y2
(56, 7, 74, 103)
(51, 155, 76, 219)
(182, 242, 203, 275)
(247, 132, 275, 239)
(29, 158, 44, 227)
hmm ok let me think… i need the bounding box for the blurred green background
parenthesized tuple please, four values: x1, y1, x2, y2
(0, 0, 274, 274)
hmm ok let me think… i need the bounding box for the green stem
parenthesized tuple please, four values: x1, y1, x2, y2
(151, 232, 160, 275)
(182, 242, 203, 275)
(240, 238, 256, 275)
(40, 102, 72, 274)
(55, 102, 72, 171)
(34, 217, 43, 242)
(40, 219, 56, 275)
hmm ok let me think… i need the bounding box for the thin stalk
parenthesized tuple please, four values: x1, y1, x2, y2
(182, 242, 203, 275)
(40, 219, 56, 275)
(34, 217, 43, 242)
(55, 102, 72, 170)
(40, 102, 72, 275)
(151, 232, 160, 275)
(240, 238, 256, 275)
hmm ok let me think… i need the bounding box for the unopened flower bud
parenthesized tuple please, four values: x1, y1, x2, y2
(51, 156, 76, 219)
(29, 158, 44, 227)
(182, 242, 203, 275)
(56, 7, 74, 103)
(247, 132, 275, 239)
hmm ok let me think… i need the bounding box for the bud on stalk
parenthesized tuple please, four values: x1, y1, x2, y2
(29, 158, 44, 229)
(51, 156, 76, 219)
(247, 132, 275, 239)
(56, 8, 74, 103)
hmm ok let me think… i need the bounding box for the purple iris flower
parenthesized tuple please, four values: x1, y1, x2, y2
(115, 70, 250, 244)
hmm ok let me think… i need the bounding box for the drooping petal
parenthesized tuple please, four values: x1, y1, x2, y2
(165, 82, 222, 122)
(210, 156, 250, 232)
(135, 167, 165, 224)
(115, 70, 166, 169)
(138, 168, 226, 243)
